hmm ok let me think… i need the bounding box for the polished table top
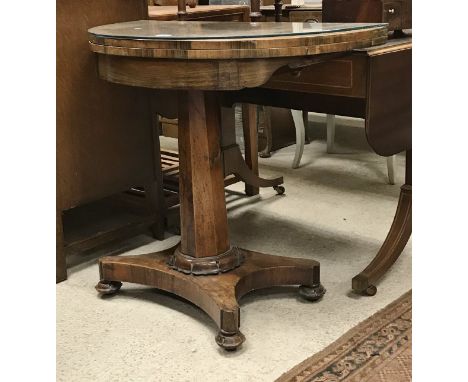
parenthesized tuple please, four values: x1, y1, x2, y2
(88, 20, 385, 40)
(88, 21, 387, 63)
(88, 21, 387, 90)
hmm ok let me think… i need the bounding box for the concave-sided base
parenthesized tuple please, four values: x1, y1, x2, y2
(96, 247, 325, 350)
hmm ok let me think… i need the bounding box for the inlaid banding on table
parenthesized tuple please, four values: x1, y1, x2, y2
(88, 22, 388, 60)
(89, 36, 387, 60)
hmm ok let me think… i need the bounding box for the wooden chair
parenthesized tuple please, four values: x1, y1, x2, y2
(292, 112, 396, 183)
(255, 0, 396, 183)
(57, 0, 165, 282)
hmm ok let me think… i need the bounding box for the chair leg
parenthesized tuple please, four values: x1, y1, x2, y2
(56, 209, 67, 283)
(291, 109, 305, 169)
(303, 110, 311, 144)
(326, 114, 335, 154)
(145, 182, 166, 240)
(147, 119, 166, 240)
(242, 104, 260, 196)
(259, 106, 273, 158)
(387, 155, 396, 185)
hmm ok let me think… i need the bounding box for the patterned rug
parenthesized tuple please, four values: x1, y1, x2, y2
(277, 291, 412, 382)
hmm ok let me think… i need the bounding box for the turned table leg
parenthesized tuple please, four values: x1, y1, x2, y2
(352, 150, 412, 295)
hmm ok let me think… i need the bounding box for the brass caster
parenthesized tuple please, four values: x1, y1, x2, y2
(215, 330, 246, 351)
(364, 285, 377, 296)
(95, 280, 122, 295)
(274, 185, 285, 195)
(299, 283, 326, 301)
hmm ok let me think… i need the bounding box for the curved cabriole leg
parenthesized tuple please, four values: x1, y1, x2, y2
(352, 184, 412, 295)
(223, 144, 284, 189)
(222, 104, 283, 194)
(96, 249, 324, 351)
(353, 150, 412, 295)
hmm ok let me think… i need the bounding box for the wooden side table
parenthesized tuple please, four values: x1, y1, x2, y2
(89, 21, 388, 350)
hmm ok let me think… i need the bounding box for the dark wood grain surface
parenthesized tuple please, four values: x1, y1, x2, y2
(57, 0, 165, 282)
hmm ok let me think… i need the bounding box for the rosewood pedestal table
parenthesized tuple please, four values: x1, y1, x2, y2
(89, 21, 388, 350)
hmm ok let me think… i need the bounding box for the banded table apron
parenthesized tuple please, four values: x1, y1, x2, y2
(89, 21, 388, 350)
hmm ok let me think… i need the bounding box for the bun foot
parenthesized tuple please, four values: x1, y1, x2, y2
(215, 330, 245, 351)
(95, 280, 122, 295)
(364, 285, 377, 296)
(274, 185, 285, 195)
(299, 283, 326, 301)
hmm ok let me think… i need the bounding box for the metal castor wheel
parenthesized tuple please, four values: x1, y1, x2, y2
(274, 185, 285, 195)
(95, 280, 122, 295)
(215, 330, 246, 351)
(299, 283, 326, 301)
(364, 285, 377, 296)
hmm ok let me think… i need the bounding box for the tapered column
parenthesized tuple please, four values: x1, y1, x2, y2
(168, 90, 243, 275)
